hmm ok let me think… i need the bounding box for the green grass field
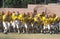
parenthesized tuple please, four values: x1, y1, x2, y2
(0, 33, 60, 39)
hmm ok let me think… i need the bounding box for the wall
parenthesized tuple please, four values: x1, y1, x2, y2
(0, 4, 60, 16)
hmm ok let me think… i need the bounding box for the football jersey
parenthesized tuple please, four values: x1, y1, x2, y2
(41, 16, 48, 26)
(34, 16, 38, 22)
(35, 13, 40, 17)
(3, 14, 6, 21)
(53, 16, 59, 22)
(18, 14, 24, 21)
(28, 16, 34, 23)
(0, 14, 2, 21)
(11, 13, 17, 21)
(49, 17, 54, 23)
(41, 16, 46, 22)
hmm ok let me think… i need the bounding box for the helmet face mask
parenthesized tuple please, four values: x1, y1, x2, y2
(15, 12, 19, 16)
(41, 12, 46, 16)
(52, 14, 56, 18)
(2, 11, 5, 15)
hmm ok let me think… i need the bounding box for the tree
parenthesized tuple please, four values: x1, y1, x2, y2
(3, 0, 57, 8)
(0, 0, 3, 8)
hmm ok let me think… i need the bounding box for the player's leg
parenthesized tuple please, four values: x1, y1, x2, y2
(40, 24, 43, 33)
(16, 24, 20, 33)
(31, 23, 34, 33)
(55, 23, 59, 33)
(22, 23, 26, 33)
(47, 25, 50, 33)
(12, 21, 16, 32)
(3, 21, 8, 34)
(7, 22, 11, 32)
(24, 23, 28, 33)
(15, 20, 20, 33)
(50, 24, 54, 34)
(43, 26, 46, 33)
